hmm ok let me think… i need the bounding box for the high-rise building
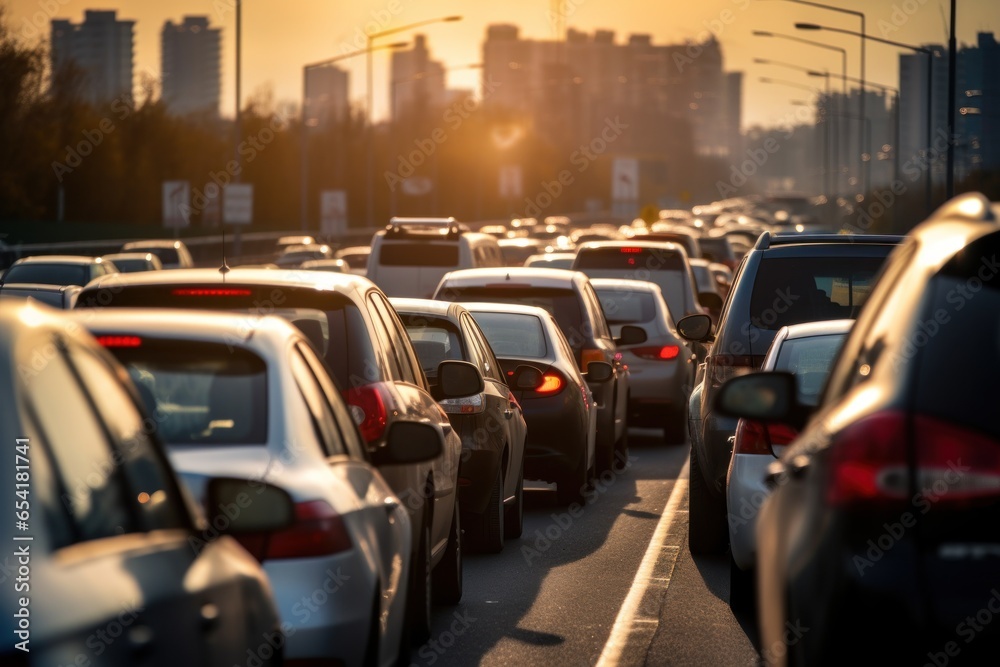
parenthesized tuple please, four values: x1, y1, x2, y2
(899, 45, 948, 185)
(391, 34, 446, 121)
(304, 66, 349, 127)
(51, 10, 135, 105)
(161, 16, 222, 116)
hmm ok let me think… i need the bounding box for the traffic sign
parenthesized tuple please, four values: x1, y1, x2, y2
(223, 184, 253, 225)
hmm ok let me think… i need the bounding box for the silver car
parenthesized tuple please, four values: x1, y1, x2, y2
(77, 309, 440, 667)
(591, 278, 697, 443)
(725, 319, 852, 608)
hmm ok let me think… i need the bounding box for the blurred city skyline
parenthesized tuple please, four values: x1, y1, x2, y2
(8, 0, 999, 128)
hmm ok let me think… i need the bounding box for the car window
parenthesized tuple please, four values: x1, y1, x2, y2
(462, 313, 502, 382)
(290, 347, 346, 457)
(5, 263, 90, 287)
(773, 333, 848, 407)
(595, 288, 657, 324)
(296, 342, 368, 461)
(378, 243, 459, 267)
(21, 416, 76, 549)
(66, 342, 189, 531)
(583, 284, 612, 341)
(369, 292, 422, 386)
(402, 315, 465, 379)
(22, 338, 136, 544)
(471, 312, 548, 359)
(366, 294, 404, 380)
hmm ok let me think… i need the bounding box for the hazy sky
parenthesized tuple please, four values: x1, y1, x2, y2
(7, 0, 998, 128)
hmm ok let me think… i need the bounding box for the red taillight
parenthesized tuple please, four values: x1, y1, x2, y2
(633, 345, 680, 360)
(913, 414, 1000, 505)
(734, 419, 798, 456)
(620, 247, 642, 253)
(827, 411, 909, 507)
(265, 501, 351, 559)
(343, 385, 388, 442)
(537, 373, 564, 394)
(171, 288, 252, 297)
(96, 335, 142, 348)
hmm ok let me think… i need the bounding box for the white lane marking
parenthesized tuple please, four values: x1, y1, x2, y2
(596, 458, 690, 667)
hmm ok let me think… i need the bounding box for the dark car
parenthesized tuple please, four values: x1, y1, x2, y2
(434, 267, 634, 476)
(677, 232, 903, 555)
(76, 269, 472, 642)
(465, 302, 603, 505)
(716, 193, 1000, 666)
(0, 254, 118, 287)
(699, 236, 740, 271)
(392, 298, 528, 552)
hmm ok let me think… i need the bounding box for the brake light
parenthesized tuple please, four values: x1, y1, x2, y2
(171, 288, 252, 297)
(827, 411, 909, 507)
(536, 373, 564, 394)
(342, 385, 388, 442)
(580, 348, 605, 370)
(734, 419, 798, 456)
(633, 345, 680, 360)
(257, 500, 351, 560)
(912, 414, 1000, 505)
(620, 247, 642, 253)
(440, 393, 485, 414)
(96, 335, 142, 348)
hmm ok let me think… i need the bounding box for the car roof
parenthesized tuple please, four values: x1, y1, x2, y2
(439, 267, 589, 290)
(81, 267, 375, 295)
(389, 297, 466, 321)
(336, 246, 371, 254)
(102, 252, 155, 260)
(13, 255, 103, 265)
(687, 258, 710, 268)
(458, 301, 554, 318)
(121, 239, 187, 249)
(0, 302, 99, 378)
(780, 319, 855, 340)
(526, 253, 576, 261)
(589, 278, 664, 294)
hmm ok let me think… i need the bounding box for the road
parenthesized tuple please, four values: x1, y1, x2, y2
(416, 430, 760, 667)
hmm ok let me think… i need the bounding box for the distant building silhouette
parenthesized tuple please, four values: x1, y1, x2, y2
(51, 10, 135, 104)
(391, 35, 446, 121)
(161, 16, 221, 116)
(305, 66, 349, 128)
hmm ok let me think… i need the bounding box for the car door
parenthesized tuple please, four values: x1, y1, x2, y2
(22, 333, 259, 666)
(583, 282, 628, 432)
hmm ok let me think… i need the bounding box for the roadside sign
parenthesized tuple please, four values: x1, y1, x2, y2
(499, 165, 523, 199)
(223, 184, 253, 225)
(320, 190, 348, 236)
(163, 181, 190, 229)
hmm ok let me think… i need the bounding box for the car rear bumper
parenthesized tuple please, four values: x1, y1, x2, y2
(726, 453, 774, 570)
(520, 395, 588, 483)
(458, 448, 502, 514)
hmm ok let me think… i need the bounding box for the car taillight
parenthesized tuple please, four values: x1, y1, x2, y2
(171, 288, 252, 297)
(734, 419, 798, 456)
(633, 345, 680, 360)
(536, 373, 564, 394)
(343, 385, 387, 442)
(237, 500, 352, 561)
(440, 393, 485, 414)
(827, 411, 910, 507)
(912, 414, 1000, 506)
(707, 354, 755, 388)
(96, 335, 142, 348)
(580, 348, 605, 370)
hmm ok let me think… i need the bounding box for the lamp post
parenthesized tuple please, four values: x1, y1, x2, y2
(365, 15, 463, 228)
(301, 42, 408, 232)
(795, 23, 936, 214)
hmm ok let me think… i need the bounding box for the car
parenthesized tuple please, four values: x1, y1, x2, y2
(75, 268, 470, 642)
(101, 251, 163, 273)
(120, 239, 194, 269)
(392, 298, 528, 551)
(276, 234, 317, 252)
(0, 300, 284, 666)
(300, 258, 349, 273)
(698, 236, 740, 271)
(433, 267, 633, 475)
(523, 252, 576, 269)
(724, 319, 852, 611)
(335, 245, 372, 275)
(478, 224, 508, 238)
(571, 240, 712, 323)
(0, 254, 118, 288)
(676, 232, 903, 556)
(590, 278, 697, 444)
(465, 302, 602, 504)
(718, 193, 1000, 666)
(641, 223, 703, 259)
(497, 237, 550, 267)
(274, 244, 333, 268)
(76, 309, 436, 666)
(0, 283, 81, 308)
(367, 218, 504, 298)
(688, 258, 726, 325)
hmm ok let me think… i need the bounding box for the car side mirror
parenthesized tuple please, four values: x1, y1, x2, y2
(437, 360, 485, 398)
(714, 371, 808, 430)
(205, 478, 295, 534)
(677, 314, 714, 342)
(585, 361, 614, 383)
(512, 365, 543, 390)
(372, 421, 443, 465)
(698, 291, 723, 312)
(615, 324, 647, 346)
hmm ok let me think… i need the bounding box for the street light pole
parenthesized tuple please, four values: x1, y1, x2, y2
(946, 0, 957, 198)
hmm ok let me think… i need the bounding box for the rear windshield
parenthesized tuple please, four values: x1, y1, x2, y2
(574, 247, 685, 271)
(774, 333, 847, 407)
(700, 238, 734, 262)
(132, 247, 180, 265)
(111, 259, 151, 273)
(108, 341, 268, 445)
(399, 315, 465, 377)
(749, 256, 885, 329)
(378, 243, 458, 267)
(4, 263, 89, 286)
(471, 312, 548, 359)
(439, 286, 584, 348)
(76, 285, 378, 389)
(594, 288, 656, 324)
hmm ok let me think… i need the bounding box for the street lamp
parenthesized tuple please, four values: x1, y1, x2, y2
(301, 41, 408, 231)
(796, 22, 937, 215)
(365, 15, 463, 227)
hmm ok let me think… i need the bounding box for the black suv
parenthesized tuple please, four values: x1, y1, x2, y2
(677, 232, 903, 554)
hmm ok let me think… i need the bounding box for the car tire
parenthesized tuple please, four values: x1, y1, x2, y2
(407, 504, 432, 644)
(471, 469, 505, 553)
(504, 463, 524, 539)
(728, 554, 755, 614)
(664, 408, 687, 445)
(431, 500, 463, 604)
(688, 445, 728, 555)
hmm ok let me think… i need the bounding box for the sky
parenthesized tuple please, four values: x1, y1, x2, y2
(7, 0, 998, 129)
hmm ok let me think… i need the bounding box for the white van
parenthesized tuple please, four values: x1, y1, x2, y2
(367, 217, 504, 298)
